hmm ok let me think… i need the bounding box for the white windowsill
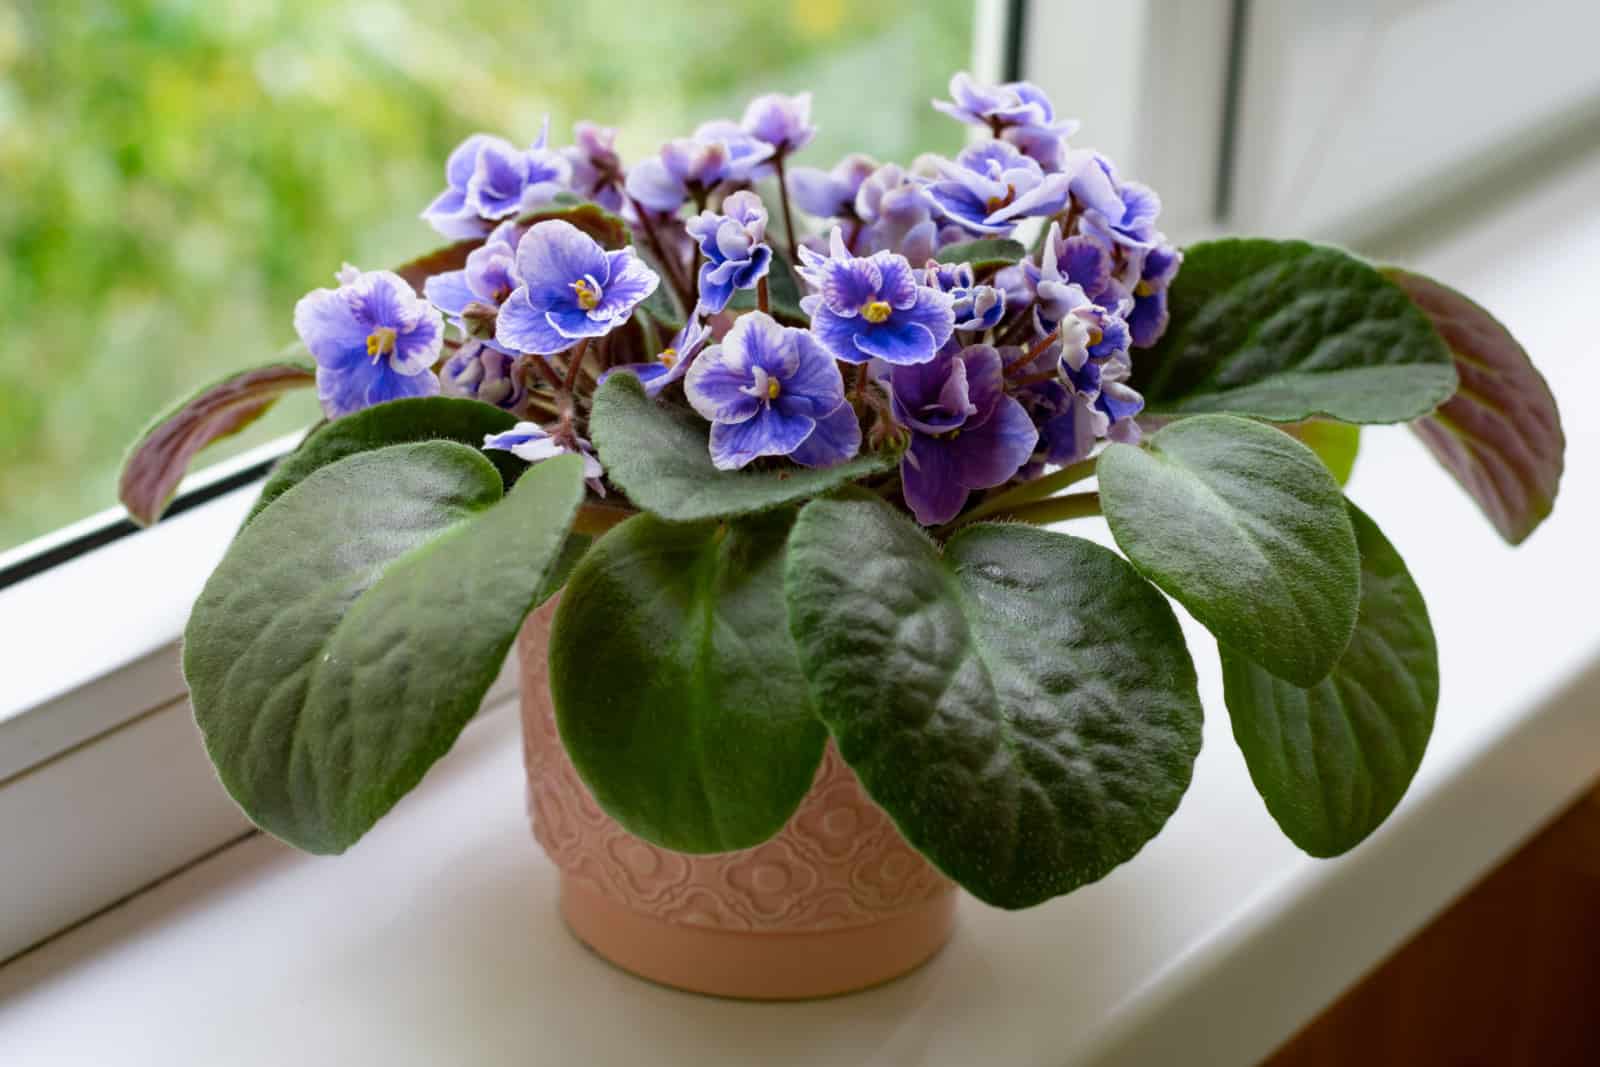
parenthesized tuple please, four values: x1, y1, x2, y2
(2, 143, 1598, 1067)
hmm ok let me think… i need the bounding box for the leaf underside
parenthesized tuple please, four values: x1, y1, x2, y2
(120, 354, 316, 525)
(1385, 268, 1565, 545)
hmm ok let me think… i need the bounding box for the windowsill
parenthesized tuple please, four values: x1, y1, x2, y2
(3, 146, 1598, 1065)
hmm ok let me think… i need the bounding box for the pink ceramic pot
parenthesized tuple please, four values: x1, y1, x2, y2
(516, 598, 956, 1000)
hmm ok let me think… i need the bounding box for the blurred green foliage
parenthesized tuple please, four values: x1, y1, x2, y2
(0, 0, 970, 551)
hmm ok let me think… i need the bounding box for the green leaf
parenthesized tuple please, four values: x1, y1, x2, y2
(1133, 239, 1457, 423)
(785, 498, 1203, 909)
(589, 373, 894, 522)
(1384, 268, 1565, 545)
(729, 246, 807, 324)
(1284, 419, 1360, 486)
(1098, 414, 1360, 687)
(185, 443, 585, 853)
(1221, 502, 1437, 856)
(935, 238, 1028, 272)
(120, 351, 316, 526)
(550, 510, 826, 853)
(536, 532, 591, 606)
(248, 396, 522, 523)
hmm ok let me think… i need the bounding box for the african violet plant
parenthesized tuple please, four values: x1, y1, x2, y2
(123, 73, 1564, 909)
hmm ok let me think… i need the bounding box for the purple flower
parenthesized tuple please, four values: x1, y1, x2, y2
(421, 126, 569, 239)
(932, 72, 1080, 171)
(562, 121, 627, 213)
(603, 318, 710, 398)
(788, 154, 879, 218)
(684, 311, 854, 470)
(685, 190, 772, 315)
(424, 220, 524, 352)
(921, 141, 1070, 236)
(924, 262, 1005, 333)
(741, 92, 816, 156)
(889, 344, 1038, 525)
(852, 161, 951, 262)
(483, 421, 606, 495)
(624, 122, 775, 213)
(1128, 241, 1182, 348)
(1069, 152, 1161, 248)
(294, 265, 443, 419)
(495, 220, 659, 355)
(440, 341, 526, 410)
(796, 230, 954, 365)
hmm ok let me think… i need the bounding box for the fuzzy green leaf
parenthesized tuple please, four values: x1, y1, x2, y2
(550, 510, 826, 852)
(590, 373, 894, 522)
(185, 442, 584, 853)
(1098, 414, 1360, 686)
(1134, 239, 1457, 423)
(785, 497, 1203, 909)
(248, 396, 522, 523)
(1221, 502, 1437, 856)
(935, 238, 1028, 272)
(1284, 419, 1360, 486)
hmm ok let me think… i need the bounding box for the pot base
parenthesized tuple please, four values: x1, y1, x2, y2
(559, 875, 957, 1000)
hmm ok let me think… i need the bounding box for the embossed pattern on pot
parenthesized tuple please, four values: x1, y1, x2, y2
(517, 599, 952, 934)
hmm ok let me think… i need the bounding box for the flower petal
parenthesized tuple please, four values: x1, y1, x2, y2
(707, 406, 816, 470)
(684, 343, 763, 425)
(515, 219, 611, 296)
(900, 436, 969, 525)
(495, 287, 570, 354)
(790, 402, 862, 468)
(294, 288, 368, 371)
(951, 394, 1038, 490)
(423, 270, 478, 318)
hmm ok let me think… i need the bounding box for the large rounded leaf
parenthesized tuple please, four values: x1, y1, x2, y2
(1385, 267, 1564, 545)
(1134, 239, 1457, 423)
(550, 510, 827, 853)
(785, 497, 1203, 909)
(185, 442, 585, 853)
(248, 396, 522, 522)
(1098, 414, 1360, 687)
(1221, 503, 1437, 856)
(589, 374, 893, 522)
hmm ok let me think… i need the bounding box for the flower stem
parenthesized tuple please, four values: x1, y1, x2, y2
(1004, 328, 1060, 376)
(521, 353, 567, 394)
(757, 276, 770, 314)
(992, 491, 1101, 526)
(573, 502, 636, 537)
(628, 194, 692, 310)
(562, 338, 592, 393)
(941, 457, 1098, 531)
(774, 152, 801, 260)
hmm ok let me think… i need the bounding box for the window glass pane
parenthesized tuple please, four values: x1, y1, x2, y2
(0, 0, 976, 552)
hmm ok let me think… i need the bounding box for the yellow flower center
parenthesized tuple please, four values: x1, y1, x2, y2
(862, 300, 892, 324)
(1135, 280, 1154, 297)
(366, 327, 397, 361)
(767, 378, 782, 400)
(1088, 326, 1103, 346)
(984, 184, 1017, 213)
(571, 278, 601, 310)
(658, 347, 677, 367)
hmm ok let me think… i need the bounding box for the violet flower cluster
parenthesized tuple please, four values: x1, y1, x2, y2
(292, 72, 1180, 526)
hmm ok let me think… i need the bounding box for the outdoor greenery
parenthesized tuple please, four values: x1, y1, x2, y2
(0, 0, 971, 550)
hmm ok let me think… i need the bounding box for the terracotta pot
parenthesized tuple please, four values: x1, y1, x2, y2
(516, 598, 957, 1000)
